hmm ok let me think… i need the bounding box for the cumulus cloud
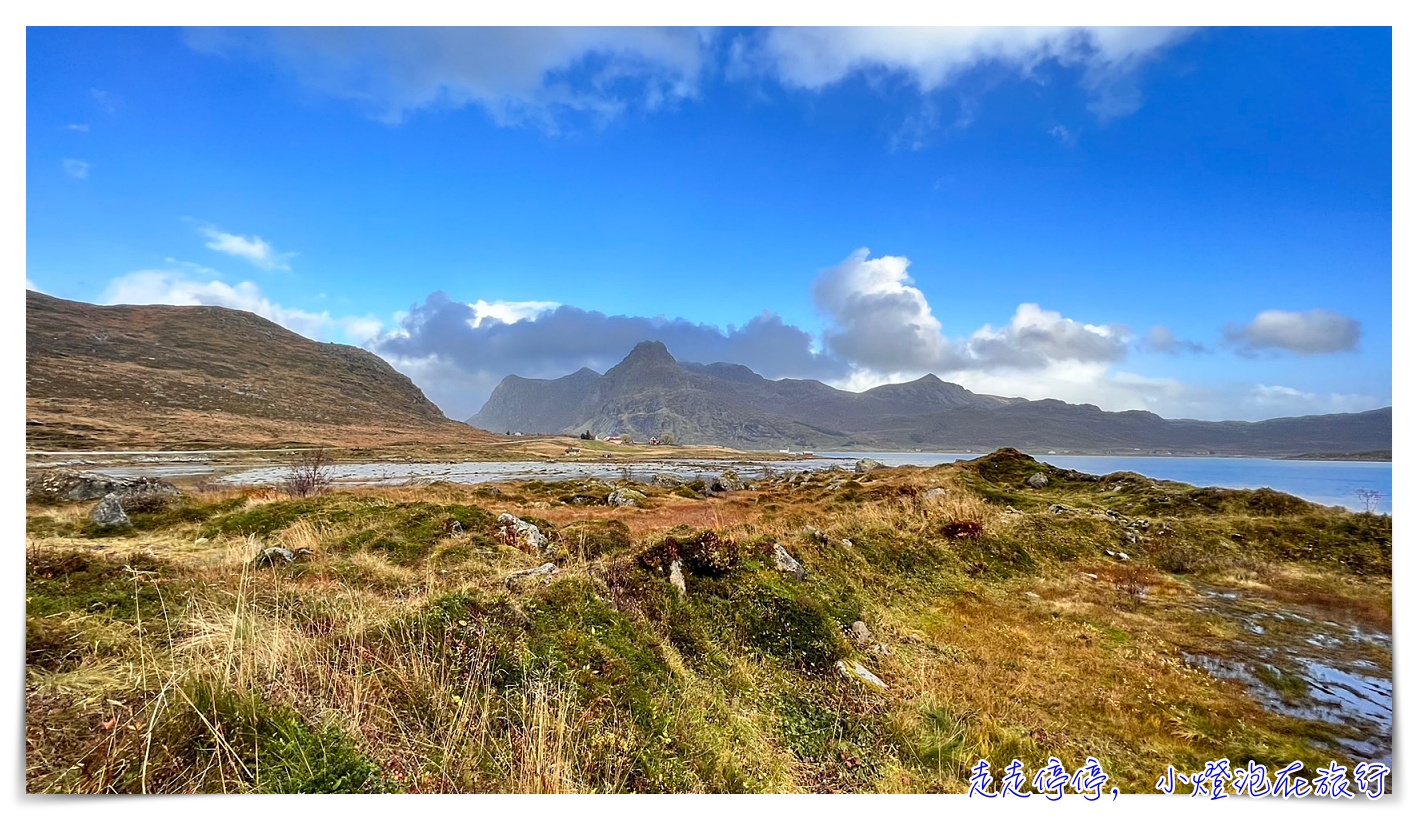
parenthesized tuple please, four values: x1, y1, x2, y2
(1141, 324, 1205, 354)
(1224, 309, 1361, 355)
(198, 225, 295, 271)
(743, 26, 1194, 119)
(1048, 124, 1077, 146)
(811, 249, 1127, 373)
(186, 26, 710, 128)
(371, 292, 846, 418)
(812, 249, 959, 372)
(62, 158, 89, 179)
(101, 268, 379, 344)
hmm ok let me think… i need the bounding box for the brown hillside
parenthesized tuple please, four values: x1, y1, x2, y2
(25, 291, 495, 450)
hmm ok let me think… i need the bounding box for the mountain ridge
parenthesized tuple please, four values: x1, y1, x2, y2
(467, 341, 1391, 456)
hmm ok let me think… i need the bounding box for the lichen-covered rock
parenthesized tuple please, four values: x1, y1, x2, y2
(498, 513, 550, 553)
(849, 620, 872, 645)
(922, 487, 946, 500)
(772, 544, 805, 580)
(651, 473, 682, 488)
(607, 488, 647, 507)
(854, 458, 884, 474)
(89, 493, 131, 528)
(835, 659, 886, 690)
(710, 470, 744, 493)
(1026, 472, 1050, 489)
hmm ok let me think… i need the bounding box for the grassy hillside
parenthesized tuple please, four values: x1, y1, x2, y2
(26, 291, 493, 450)
(25, 450, 1390, 793)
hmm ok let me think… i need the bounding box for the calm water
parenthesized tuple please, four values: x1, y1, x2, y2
(814, 453, 1393, 514)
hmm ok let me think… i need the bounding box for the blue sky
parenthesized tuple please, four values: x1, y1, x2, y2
(26, 26, 1392, 421)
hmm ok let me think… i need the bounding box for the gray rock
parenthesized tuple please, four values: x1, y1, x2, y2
(827, 481, 845, 491)
(711, 470, 744, 492)
(252, 546, 295, 567)
(849, 620, 872, 645)
(772, 544, 805, 580)
(854, 458, 884, 474)
(922, 488, 947, 500)
(1048, 503, 1075, 515)
(803, 526, 830, 545)
(1026, 472, 1050, 489)
(607, 488, 647, 507)
(29, 469, 181, 505)
(505, 562, 558, 588)
(498, 513, 550, 554)
(89, 493, 131, 527)
(651, 473, 682, 488)
(834, 659, 886, 690)
(669, 559, 686, 596)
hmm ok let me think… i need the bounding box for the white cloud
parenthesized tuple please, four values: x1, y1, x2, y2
(186, 27, 711, 128)
(1048, 124, 1076, 146)
(101, 268, 380, 345)
(746, 27, 1194, 119)
(64, 123, 90, 132)
(1224, 308, 1361, 355)
(197, 225, 296, 271)
(468, 298, 560, 328)
(62, 158, 89, 179)
(810, 249, 1126, 373)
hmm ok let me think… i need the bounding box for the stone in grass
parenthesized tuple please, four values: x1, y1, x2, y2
(854, 458, 884, 474)
(252, 547, 296, 567)
(923, 488, 947, 500)
(89, 493, 131, 528)
(498, 513, 550, 554)
(834, 659, 887, 691)
(849, 620, 872, 645)
(607, 488, 647, 508)
(505, 562, 558, 588)
(669, 558, 687, 596)
(1026, 472, 1050, 489)
(772, 544, 805, 580)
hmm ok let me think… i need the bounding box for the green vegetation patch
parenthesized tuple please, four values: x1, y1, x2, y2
(176, 681, 387, 793)
(26, 549, 179, 623)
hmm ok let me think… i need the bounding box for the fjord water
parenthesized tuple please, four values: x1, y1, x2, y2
(815, 453, 1393, 514)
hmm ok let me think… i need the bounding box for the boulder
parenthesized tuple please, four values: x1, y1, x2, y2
(848, 620, 872, 645)
(651, 473, 682, 488)
(922, 487, 946, 500)
(607, 488, 647, 508)
(1026, 472, 1050, 489)
(710, 470, 744, 493)
(854, 458, 884, 474)
(89, 493, 131, 528)
(1048, 504, 1075, 515)
(834, 659, 887, 691)
(497, 513, 550, 554)
(772, 544, 805, 580)
(28, 469, 181, 505)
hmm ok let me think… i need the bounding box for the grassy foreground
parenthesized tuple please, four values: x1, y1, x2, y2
(24, 449, 1391, 793)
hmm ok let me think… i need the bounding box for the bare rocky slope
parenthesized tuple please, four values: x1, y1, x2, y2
(468, 340, 1391, 456)
(26, 291, 495, 450)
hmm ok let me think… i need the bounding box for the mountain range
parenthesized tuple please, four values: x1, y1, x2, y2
(468, 340, 1391, 456)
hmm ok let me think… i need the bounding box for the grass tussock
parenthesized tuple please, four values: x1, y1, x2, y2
(25, 448, 1390, 793)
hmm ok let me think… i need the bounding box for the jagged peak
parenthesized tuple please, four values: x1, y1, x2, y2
(613, 340, 678, 369)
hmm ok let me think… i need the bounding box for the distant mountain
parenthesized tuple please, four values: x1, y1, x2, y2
(26, 291, 495, 450)
(467, 340, 1392, 456)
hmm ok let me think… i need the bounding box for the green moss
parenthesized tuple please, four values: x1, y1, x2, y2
(560, 519, 633, 559)
(26, 549, 178, 623)
(178, 681, 388, 793)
